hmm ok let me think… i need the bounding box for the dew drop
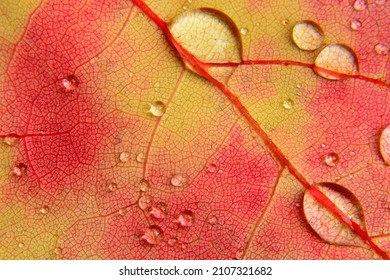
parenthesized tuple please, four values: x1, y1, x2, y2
(353, 0, 367, 10)
(379, 125, 390, 165)
(136, 152, 145, 163)
(149, 101, 166, 117)
(171, 174, 187, 187)
(303, 182, 366, 246)
(182, 5, 189, 10)
(175, 210, 195, 227)
(323, 152, 340, 167)
(296, 83, 302, 89)
(350, 151, 356, 157)
(38, 205, 49, 214)
(282, 19, 289, 26)
(169, 9, 241, 64)
(12, 163, 27, 177)
(206, 163, 217, 173)
(292, 20, 324, 51)
(321, 143, 326, 148)
(350, 19, 362, 30)
(141, 225, 164, 245)
(118, 208, 127, 216)
(138, 193, 152, 210)
(150, 202, 168, 220)
(119, 151, 130, 162)
(138, 179, 150, 192)
(18, 242, 25, 248)
(282, 99, 294, 110)
(314, 44, 359, 80)
(4, 137, 17, 146)
(207, 215, 218, 225)
(240, 27, 248, 35)
(54, 247, 62, 255)
(168, 237, 178, 246)
(374, 43, 389, 55)
(61, 75, 79, 92)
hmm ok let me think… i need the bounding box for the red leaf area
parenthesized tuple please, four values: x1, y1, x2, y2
(0, 0, 389, 259)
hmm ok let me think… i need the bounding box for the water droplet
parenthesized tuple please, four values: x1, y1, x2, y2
(182, 5, 188, 10)
(150, 202, 168, 220)
(379, 125, 390, 165)
(136, 152, 145, 163)
(240, 27, 248, 35)
(314, 44, 359, 80)
(350, 151, 356, 157)
(206, 163, 217, 173)
(323, 152, 340, 167)
(207, 215, 218, 225)
(348, 173, 354, 179)
(138, 193, 152, 210)
(350, 19, 362, 30)
(118, 208, 127, 216)
(353, 0, 367, 10)
(296, 83, 302, 89)
(303, 182, 366, 246)
(282, 19, 289, 26)
(138, 179, 150, 192)
(119, 151, 130, 162)
(4, 137, 17, 146)
(374, 43, 389, 55)
(12, 163, 27, 177)
(292, 21, 324, 51)
(171, 174, 187, 187)
(169, 9, 241, 64)
(141, 225, 164, 245)
(18, 242, 25, 248)
(38, 205, 49, 214)
(149, 101, 166, 117)
(188, 0, 193, 3)
(54, 247, 62, 255)
(61, 75, 79, 92)
(321, 143, 326, 148)
(107, 182, 117, 192)
(175, 210, 195, 227)
(168, 238, 178, 246)
(282, 99, 294, 110)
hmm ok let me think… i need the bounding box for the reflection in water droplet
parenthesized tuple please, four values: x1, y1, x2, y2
(314, 44, 358, 80)
(323, 152, 340, 167)
(207, 215, 218, 225)
(4, 137, 17, 146)
(12, 163, 27, 177)
(119, 151, 130, 162)
(138, 193, 152, 210)
(175, 210, 195, 227)
(282, 99, 294, 110)
(136, 152, 145, 163)
(171, 174, 187, 187)
(150, 202, 168, 220)
(138, 179, 150, 192)
(303, 182, 366, 245)
(350, 19, 362, 30)
(292, 21, 324, 51)
(353, 0, 367, 10)
(206, 163, 217, 173)
(141, 225, 164, 245)
(149, 101, 166, 117)
(107, 182, 117, 192)
(379, 125, 390, 165)
(374, 43, 389, 55)
(169, 9, 241, 64)
(240, 27, 248, 35)
(61, 75, 79, 92)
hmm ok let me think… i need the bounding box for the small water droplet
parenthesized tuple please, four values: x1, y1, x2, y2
(374, 43, 389, 55)
(149, 101, 166, 117)
(141, 225, 164, 245)
(206, 163, 217, 173)
(303, 182, 366, 245)
(350, 19, 362, 30)
(379, 125, 390, 165)
(323, 152, 340, 167)
(119, 151, 130, 162)
(335, 176, 341, 182)
(296, 83, 302, 89)
(171, 174, 187, 187)
(348, 173, 354, 179)
(187, 0, 193, 3)
(136, 152, 145, 163)
(138, 193, 152, 210)
(118, 208, 127, 216)
(107, 182, 117, 192)
(150, 202, 168, 219)
(154, 82, 160, 88)
(282, 99, 294, 110)
(18, 242, 25, 248)
(349, 151, 356, 157)
(12, 163, 27, 177)
(38, 205, 49, 214)
(353, 0, 367, 10)
(54, 247, 62, 255)
(240, 27, 248, 35)
(4, 137, 17, 146)
(321, 143, 326, 148)
(292, 21, 324, 51)
(168, 237, 178, 246)
(61, 75, 79, 92)
(138, 179, 150, 192)
(282, 19, 289, 26)
(207, 215, 218, 225)
(182, 5, 188, 10)
(175, 210, 195, 227)
(314, 44, 359, 80)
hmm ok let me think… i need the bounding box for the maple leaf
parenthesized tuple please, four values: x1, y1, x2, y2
(0, 0, 389, 260)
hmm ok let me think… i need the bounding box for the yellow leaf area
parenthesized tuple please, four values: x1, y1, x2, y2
(0, 0, 388, 259)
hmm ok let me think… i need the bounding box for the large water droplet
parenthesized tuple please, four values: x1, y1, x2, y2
(12, 163, 27, 177)
(353, 0, 367, 10)
(169, 8, 241, 64)
(282, 99, 294, 110)
(374, 43, 389, 55)
(303, 182, 366, 246)
(138, 193, 152, 210)
(171, 174, 187, 187)
(323, 152, 340, 167)
(150, 202, 168, 220)
(379, 125, 390, 165)
(61, 75, 79, 92)
(350, 19, 362, 30)
(292, 21, 324, 51)
(149, 101, 166, 117)
(119, 151, 130, 162)
(175, 210, 195, 227)
(141, 225, 164, 245)
(314, 44, 359, 80)
(138, 179, 150, 192)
